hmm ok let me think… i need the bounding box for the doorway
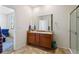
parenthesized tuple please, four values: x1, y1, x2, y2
(0, 6, 15, 53)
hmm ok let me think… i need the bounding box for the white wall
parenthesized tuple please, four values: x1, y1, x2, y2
(32, 5, 76, 48)
(0, 14, 8, 29)
(15, 6, 33, 50)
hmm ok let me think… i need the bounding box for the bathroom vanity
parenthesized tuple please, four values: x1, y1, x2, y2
(27, 31, 53, 48)
(27, 14, 53, 49)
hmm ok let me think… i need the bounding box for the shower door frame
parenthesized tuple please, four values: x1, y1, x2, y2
(70, 5, 79, 53)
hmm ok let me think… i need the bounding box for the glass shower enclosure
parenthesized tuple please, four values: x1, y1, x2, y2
(70, 6, 79, 54)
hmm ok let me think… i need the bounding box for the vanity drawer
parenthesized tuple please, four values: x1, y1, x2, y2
(40, 34, 52, 39)
(40, 37, 51, 42)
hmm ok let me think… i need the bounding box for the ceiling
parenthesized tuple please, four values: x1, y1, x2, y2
(0, 6, 14, 15)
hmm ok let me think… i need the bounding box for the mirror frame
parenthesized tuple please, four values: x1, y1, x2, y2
(38, 14, 53, 32)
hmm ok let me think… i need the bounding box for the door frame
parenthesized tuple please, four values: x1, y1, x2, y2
(70, 5, 79, 49)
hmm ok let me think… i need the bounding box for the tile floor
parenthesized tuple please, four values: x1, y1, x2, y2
(11, 45, 71, 54)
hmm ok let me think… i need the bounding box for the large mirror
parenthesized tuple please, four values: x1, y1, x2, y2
(38, 14, 53, 31)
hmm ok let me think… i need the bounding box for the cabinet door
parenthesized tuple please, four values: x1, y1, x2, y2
(39, 34, 52, 48)
(27, 32, 35, 45)
(35, 33, 39, 45)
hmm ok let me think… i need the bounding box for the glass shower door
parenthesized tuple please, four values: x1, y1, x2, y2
(70, 10, 77, 53)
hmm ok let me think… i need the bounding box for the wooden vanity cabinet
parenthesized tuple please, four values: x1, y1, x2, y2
(27, 31, 53, 49)
(27, 32, 36, 45)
